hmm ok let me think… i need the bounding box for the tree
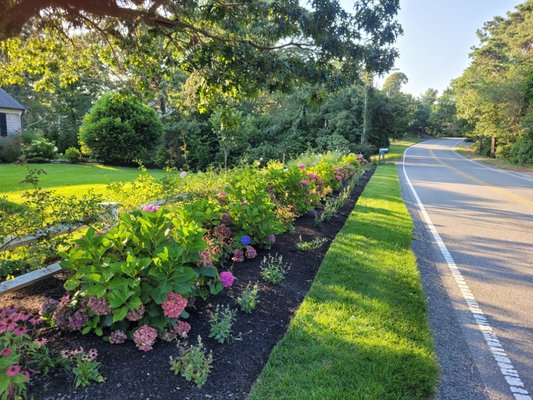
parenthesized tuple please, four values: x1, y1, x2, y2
(0, 0, 402, 104)
(79, 92, 163, 164)
(382, 72, 408, 97)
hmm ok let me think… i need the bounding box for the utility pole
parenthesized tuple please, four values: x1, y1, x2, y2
(361, 70, 372, 145)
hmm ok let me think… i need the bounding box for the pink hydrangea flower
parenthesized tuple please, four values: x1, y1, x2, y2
(133, 325, 158, 352)
(87, 297, 112, 316)
(6, 365, 20, 377)
(109, 330, 128, 344)
(174, 321, 191, 338)
(300, 180, 310, 186)
(220, 271, 235, 288)
(198, 249, 213, 267)
(67, 309, 88, 331)
(142, 204, 160, 212)
(298, 163, 305, 169)
(245, 245, 257, 259)
(161, 293, 188, 318)
(220, 213, 232, 226)
(232, 248, 244, 263)
(126, 304, 145, 322)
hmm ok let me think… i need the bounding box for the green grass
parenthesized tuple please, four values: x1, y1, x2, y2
(249, 164, 438, 400)
(0, 163, 167, 202)
(384, 136, 422, 161)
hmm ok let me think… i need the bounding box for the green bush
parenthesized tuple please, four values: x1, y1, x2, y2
(25, 137, 57, 162)
(0, 140, 22, 163)
(510, 135, 533, 165)
(64, 147, 81, 163)
(350, 143, 377, 159)
(79, 92, 163, 164)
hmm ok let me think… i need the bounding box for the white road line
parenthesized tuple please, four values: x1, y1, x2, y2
(452, 140, 533, 183)
(402, 143, 532, 400)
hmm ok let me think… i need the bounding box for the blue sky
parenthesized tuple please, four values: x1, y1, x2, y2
(340, 0, 523, 97)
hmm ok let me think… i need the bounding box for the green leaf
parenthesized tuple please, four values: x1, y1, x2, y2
(112, 306, 129, 323)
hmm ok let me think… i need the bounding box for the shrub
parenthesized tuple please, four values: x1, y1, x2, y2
(64, 147, 81, 163)
(170, 336, 213, 388)
(79, 92, 163, 164)
(260, 253, 291, 284)
(208, 305, 236, 344)
(58, 205, 223, 342)
(510, 135, 533, 165)
(351, 143, 376, 159)
(237, 283, 259, 313)
(0, 140, 22, 163)
(24, 137, 57, 162)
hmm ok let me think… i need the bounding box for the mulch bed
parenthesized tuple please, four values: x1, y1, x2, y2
(0, 168, 374, 400)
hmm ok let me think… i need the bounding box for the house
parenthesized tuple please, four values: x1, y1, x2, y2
(0, 89, 25, 138)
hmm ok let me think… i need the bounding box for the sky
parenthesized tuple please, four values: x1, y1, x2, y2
(339, 0, 524, 97)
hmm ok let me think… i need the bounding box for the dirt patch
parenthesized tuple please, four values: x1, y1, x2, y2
(0, 168, 374, 400)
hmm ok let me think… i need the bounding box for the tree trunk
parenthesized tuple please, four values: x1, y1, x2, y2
(490, 136, 496, 158)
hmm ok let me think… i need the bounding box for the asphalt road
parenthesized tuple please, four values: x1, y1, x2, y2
(398, 138, 533, 400)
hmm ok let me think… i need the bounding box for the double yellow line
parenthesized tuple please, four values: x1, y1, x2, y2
(429, 149, 533, 206)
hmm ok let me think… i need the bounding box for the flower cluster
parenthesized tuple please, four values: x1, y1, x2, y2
(0, 308, 40, 334)
(142, 204, 160, 212)
(161, 293, 188, 319)
(198, 249, 214, 267)
(61, 347, 98, 362)
(220, 213, 232, 226)
(232, 248, 244, 263)
(245, 245, 257, 259)
(108, 330, 128, 345)
(160, 320, 192, 342)
(133, 325, 158, 352)
(220, 271, 235, 288)
(300, 179, 310, 186)
(268, 234, 276, 245)
(126, 304, 145, 322)
(68, 309, 89, 331)
(87, 297, 112, 316)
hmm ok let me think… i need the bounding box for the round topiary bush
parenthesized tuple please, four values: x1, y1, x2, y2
(64, 147, 81, 163)
(79, 92, 163, 164)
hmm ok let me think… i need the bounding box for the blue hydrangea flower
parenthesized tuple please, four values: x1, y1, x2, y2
(240, 235, 252, 246)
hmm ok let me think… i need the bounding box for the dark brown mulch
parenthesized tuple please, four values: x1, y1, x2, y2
(0, 168, 374, 400)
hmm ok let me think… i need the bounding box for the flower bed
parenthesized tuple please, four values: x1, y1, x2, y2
(0, 152, 371, 398)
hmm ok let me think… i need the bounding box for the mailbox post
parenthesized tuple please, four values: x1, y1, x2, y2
(378, 148, 389, 162)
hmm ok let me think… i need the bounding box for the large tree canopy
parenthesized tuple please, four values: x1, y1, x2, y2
(0, 0, 402, 100)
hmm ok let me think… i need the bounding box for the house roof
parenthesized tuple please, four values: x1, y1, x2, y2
(0, 89, 26, 111)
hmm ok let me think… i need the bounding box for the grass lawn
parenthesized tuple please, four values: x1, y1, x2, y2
(0, 163, 167, 202)
(249, 164, 438, 400)
(455, 145, 533, 173)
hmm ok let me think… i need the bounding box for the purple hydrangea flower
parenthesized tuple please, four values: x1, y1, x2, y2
(245, 245, 257, 259)
(220, 271, 235, 288)
(268, 234, 276, 245)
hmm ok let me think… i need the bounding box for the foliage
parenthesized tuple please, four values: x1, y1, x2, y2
(453, 2, 533, 163)
(296, 236, 328, 251)
(24, 137, 57, 162)
(260, 253, 291, 285)
(0, 139, 22, 163)
(60, 348, 104, 388)
(59, 205, 221, 338)
(64, 147, 81, 163)
(208, 305, 236, 344)
(79, 92, 163, 164)
(237, 283, 260, 314)
(170, 336, 213, 389)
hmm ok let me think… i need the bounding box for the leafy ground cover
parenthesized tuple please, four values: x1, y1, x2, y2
(249, 164, 438, 400)
(0, 168, 373, 399)
(0, 163, 167, 202)
(455, 145, 533, 172)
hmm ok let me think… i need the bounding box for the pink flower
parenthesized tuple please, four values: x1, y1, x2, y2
(14, 326, 27, 336)
(220, 272, 235, 288)
(34, 338, 48, 348)
(133, 325, 158, 352)
(126, 304, 145, 322)
(174, 321, 191, 338)
(6, 365, 20, 377)
(245, 245, 257, 259)
(307, 173, 318, 181)
(142, 204, 160, 212)
(198, 249, 213, 267)
(300, 180, 310, 186)
(336, 175, 342, 181)
(109, 330, 128, 344)
(68, 309, 88, 331)
(95, 228, 109, 236)
(1, 348, 11, 356)
(232, 248, 244, 263)
(298, 163, 305, 169)
(87, 297, 112, 316)
(220, 213, 232, 226)
(22, 371, 30, 379)
(161, 293, 188, 318)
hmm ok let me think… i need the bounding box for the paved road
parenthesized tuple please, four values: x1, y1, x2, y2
(398, 138, 533, 400)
